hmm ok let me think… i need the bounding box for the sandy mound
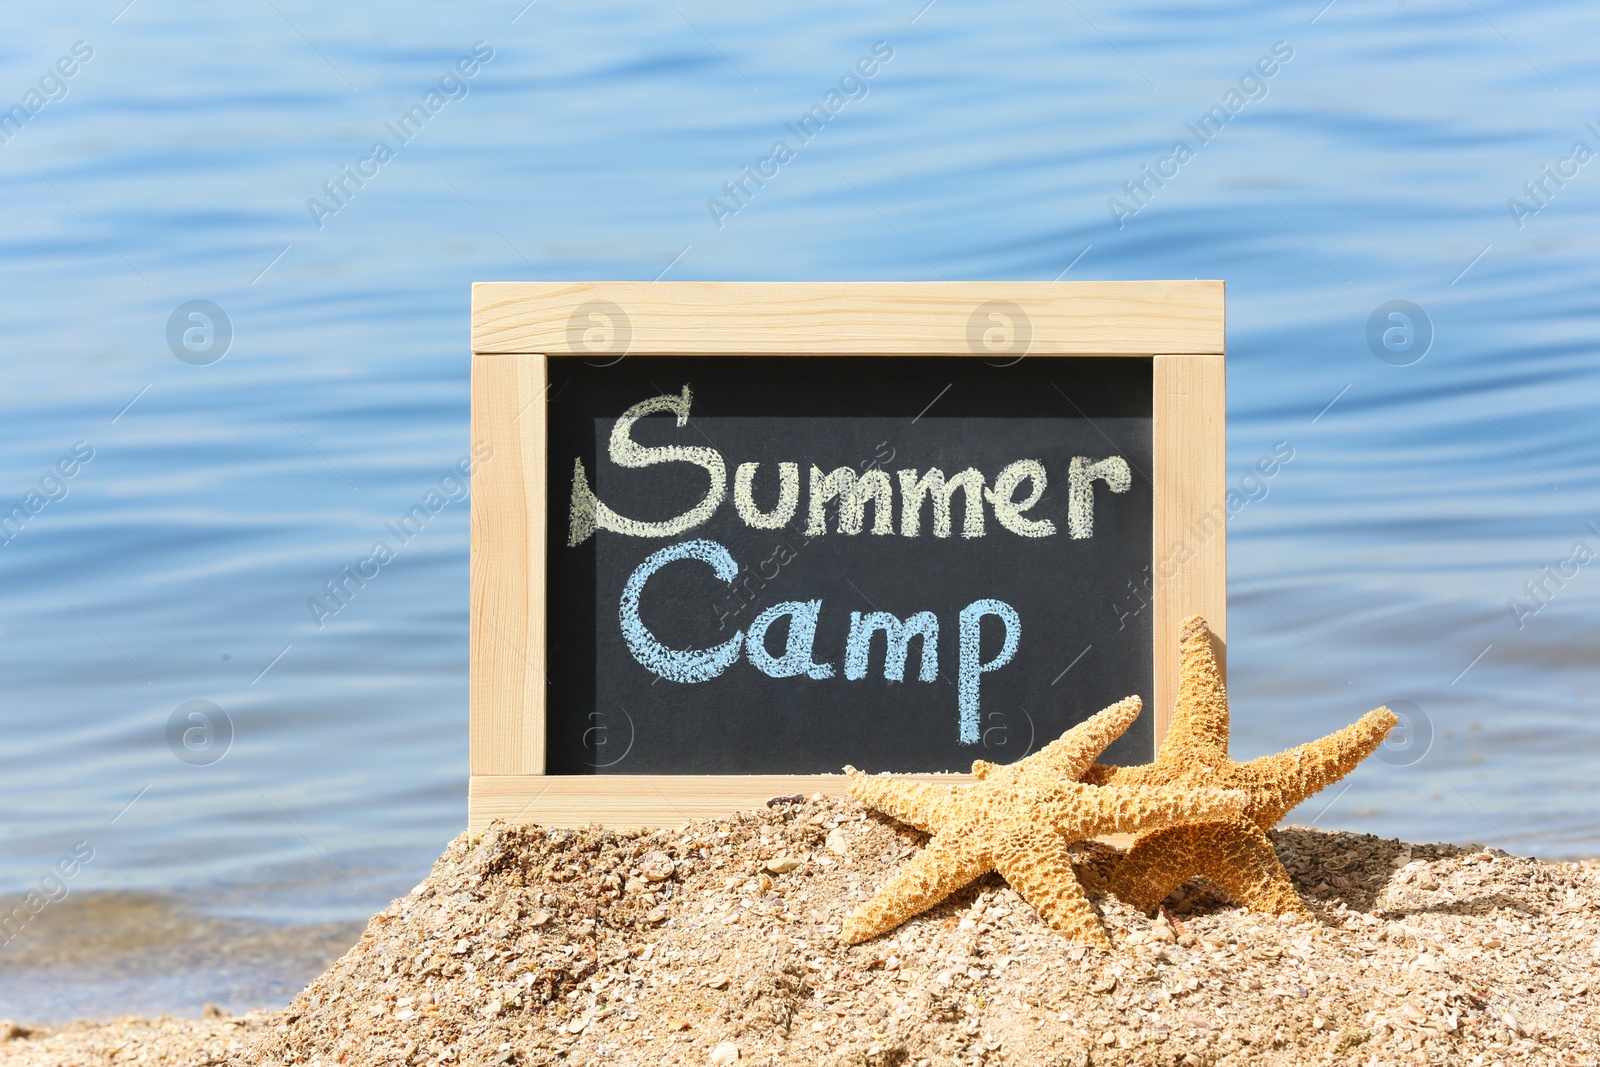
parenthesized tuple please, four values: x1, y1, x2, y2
(6, 796, 1598, 1065)
(244, 796, 1599, 1066)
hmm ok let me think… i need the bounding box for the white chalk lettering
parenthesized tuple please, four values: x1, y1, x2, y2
(807, 465, 895, 536)
(897, 467, 986, 538)
(984, 459, 1055, 538)
(1068, 455, 1131, 539)
(569, 386, 727, 546)
(570, 388, 1132, 542)
(733, 461, 800, 529)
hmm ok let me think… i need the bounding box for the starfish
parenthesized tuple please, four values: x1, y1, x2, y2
(967, 694, 1144, 788)
(1064, 615, 1397, 917)
(841, 698, 1249, 947)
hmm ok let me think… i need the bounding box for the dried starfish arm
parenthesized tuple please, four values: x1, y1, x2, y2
(841, 837, 988, 944)
(844, 689, 1170, 948)
(1074, 617, 1397, 921)
(1236, 707, 1398, 827)
(842, 767, 949, 834)
(971, 697, 1143, 783)
(1106, 816, 1311, 917)
(991, 830, 1112, 947)
(1076, 762, 1119, 787)
(1154, 615, 1233, 761)
(1040, 784, 1248, 842)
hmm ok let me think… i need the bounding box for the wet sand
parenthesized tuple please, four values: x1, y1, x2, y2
(0, 892, 362, 1024)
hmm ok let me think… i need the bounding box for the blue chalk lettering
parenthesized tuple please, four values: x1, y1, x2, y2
(844, 610, 939, 682)
(619, 539, 744, 683)
(957, 599, 1020, 744)
(745, 600, 834, 679)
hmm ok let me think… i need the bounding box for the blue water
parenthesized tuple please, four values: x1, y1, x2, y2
(2, 0, 1598, 1021)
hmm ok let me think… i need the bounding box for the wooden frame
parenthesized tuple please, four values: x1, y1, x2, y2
(469, 282, 1225, 831)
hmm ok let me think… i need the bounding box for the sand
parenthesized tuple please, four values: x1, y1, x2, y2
(4, 796, 1597, 1066)
(0, 1007, 275, 1065)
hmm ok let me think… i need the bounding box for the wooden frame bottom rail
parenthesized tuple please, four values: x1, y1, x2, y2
(469, 773, 974, 832)
(468, 774, 1136, 849)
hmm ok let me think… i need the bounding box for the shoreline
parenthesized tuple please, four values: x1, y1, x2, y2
(3, 799, 1597, 1065)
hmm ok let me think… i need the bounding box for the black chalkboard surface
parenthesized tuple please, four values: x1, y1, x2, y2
(544, 356, 1153, 775)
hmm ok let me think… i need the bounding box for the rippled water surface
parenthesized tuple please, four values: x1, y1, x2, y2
(2, 0, 1598, 1022)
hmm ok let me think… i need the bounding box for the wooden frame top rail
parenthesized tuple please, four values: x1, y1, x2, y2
(471, 281, 1224, 357)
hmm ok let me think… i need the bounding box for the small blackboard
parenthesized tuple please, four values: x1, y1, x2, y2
(468, 282, 1225, 829)
(544, 356, 1153, 775)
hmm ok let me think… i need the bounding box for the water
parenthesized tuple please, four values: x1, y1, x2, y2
(1, 0, 1597, 1022)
